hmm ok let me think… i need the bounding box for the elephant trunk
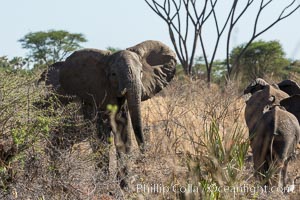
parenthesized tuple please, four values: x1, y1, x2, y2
(126, 78, 145, 151)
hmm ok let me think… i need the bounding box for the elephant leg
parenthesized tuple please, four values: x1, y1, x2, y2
(81, 102, 111, 141)
(281, 160, 289, 188)
(119, 110, 133, 154)
(269, 159, 284, 188)
(81, 102, 96, 120)
(113, 104, 133, 155)
(112, 107, 134, 189)
(96, 111, 112, 142)
(91, 111, 112, 178)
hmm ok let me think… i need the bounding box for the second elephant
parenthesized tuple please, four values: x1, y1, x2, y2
(251, 104, 300, 188)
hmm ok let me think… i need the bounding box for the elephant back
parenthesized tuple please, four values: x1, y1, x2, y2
(65, 48, 111, 63)
(127, 40, 177, 101)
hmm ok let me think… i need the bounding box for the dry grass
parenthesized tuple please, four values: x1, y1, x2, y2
(0, 71, 299, 200)
(136, 79, 250, 199)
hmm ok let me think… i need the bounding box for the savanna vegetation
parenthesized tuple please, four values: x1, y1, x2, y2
(0, 68, 299, 199)
(0, 29, 299, 199)
(1, 1, 300, 197)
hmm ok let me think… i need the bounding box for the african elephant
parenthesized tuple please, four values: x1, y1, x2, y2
(244, 78, 300, 137)
(244, 84, 289, 137)
(40, 40, 176, 188)
(251, 104, 300, 188)
(40, 40, 177, 154)
(244, 78, 300, 96)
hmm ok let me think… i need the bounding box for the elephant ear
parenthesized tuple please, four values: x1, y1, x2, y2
(243, 78, 269, 95)
(127, 40, 177, 101)
(277, 79, 300, 96)
(280, 94, 300, 123)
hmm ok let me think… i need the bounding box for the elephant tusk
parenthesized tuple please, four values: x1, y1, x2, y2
(119, 88, 127, 97)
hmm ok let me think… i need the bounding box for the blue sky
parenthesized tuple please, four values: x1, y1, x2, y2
(1, 0, 300, 60)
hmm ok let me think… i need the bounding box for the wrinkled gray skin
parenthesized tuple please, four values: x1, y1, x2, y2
(243, 78, 300, 137)
(251, 105, 300, 188)
(244, 84, 289, 137)
(244, 78, 300, 188)
(40, 41, 176, 188)
(40, 40, 176, 156)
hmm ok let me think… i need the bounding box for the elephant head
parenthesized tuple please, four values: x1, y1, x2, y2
(243, 78, 269, 95)
(244, 78, 300, 97)
(243, 79, 300, 134)
(42, 40, 177, 151)
(244, 84, 289, 136)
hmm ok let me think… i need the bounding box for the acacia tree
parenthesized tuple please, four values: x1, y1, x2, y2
(230, 40, 289, 81)
(145, 0, 300, 84)
(19, 30, 87, 67)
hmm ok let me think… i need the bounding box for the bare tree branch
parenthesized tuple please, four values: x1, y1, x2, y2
(145, 0, 300, 83)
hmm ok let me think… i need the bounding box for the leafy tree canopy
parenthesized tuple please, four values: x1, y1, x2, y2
(193, 56, 227, 83)
(230, 40, 290, 81)
(19, 30, 87, 68)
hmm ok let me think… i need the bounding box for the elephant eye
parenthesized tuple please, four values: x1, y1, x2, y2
(111, 72, 117, 77)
